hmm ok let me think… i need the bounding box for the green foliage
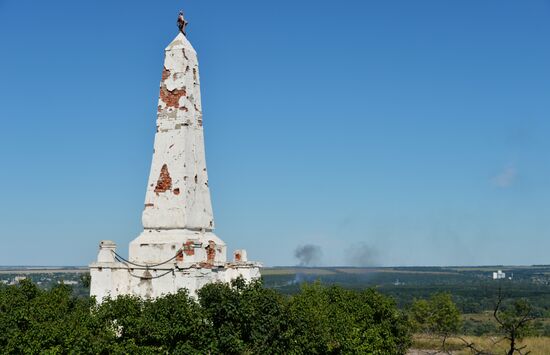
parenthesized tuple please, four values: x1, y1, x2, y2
(0, 280, 113, 354)
(80, 272, 91, 289)
(462, 316, 499, 336)
(409, 292, 462, 336)
(95, 290, 211, 353)
(0, 278, 412, 354)
(286, 282, 411, 354)
(496, 298, 535, 340)
(198, 278, 289, 354)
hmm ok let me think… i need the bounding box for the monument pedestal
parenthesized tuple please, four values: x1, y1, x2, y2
(90, 237, 260, 300)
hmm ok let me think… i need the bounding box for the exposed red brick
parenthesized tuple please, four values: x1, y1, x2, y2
(173, 188, 180, 195)
(162, 67, 171, 81)
(183, 240, 195, 256)
(176, 250, 184, 262)
(159, 87, 187, 109)
(235, 252, 241, 262)
(154, 164, 172, 193)
(206, 240, 216, 264)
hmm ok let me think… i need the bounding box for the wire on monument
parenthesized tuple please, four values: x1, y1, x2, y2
(112, 250, 180, 268)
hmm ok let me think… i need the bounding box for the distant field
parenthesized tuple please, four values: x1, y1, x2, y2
(261, 267, 337, 275)
(412, 335, 550, 355)
(0, 267, 87, 275)
(262, 267, 460, 276)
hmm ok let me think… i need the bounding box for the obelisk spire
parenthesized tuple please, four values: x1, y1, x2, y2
(141, 15, 213, 231)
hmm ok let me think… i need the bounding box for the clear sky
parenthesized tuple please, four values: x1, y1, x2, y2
(0, 0, 549, 267)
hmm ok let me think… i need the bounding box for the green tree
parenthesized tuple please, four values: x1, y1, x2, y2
(410, 293, 461, 335)
(0, 280, 113, 354)
(80, 272, 91, 289)
(286, 282, 411, 354)
(494, 292, 535, 355)
(0, 278, 412, 354)
(410, 292, 461, 352)
(96, 290, 210, 354)
(198, 278, 289, 354)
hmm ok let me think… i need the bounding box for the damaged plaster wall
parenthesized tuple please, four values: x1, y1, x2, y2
(142, 33, 214, 231)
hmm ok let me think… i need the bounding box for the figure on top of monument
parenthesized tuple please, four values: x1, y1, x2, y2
(177, 11, 188, 35)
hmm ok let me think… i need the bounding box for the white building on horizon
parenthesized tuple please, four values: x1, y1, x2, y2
(492, 270, 506, 280)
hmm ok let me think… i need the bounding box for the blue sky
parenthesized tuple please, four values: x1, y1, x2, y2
(0, 0, 549, 266)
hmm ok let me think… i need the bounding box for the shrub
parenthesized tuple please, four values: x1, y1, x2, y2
(0, 279, 411, 354)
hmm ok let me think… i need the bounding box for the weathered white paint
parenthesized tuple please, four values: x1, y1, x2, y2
(90, 32, 260, 301)
(129, 229, 228, 267)
(90, 246, 260, 300)
(143, 33, 212, 230)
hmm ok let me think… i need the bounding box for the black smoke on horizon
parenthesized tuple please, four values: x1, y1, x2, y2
(346, 242, 379, 267)
(294, 244, 322, 266)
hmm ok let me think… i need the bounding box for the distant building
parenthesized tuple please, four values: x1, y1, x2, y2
(59, 280, 78, 285)
(492, 270, 506, 280)
(9, 276, 27, 285)
(393, 279, 405, 286)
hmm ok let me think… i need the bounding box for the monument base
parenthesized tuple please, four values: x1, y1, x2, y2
(89, 234, 261, 301)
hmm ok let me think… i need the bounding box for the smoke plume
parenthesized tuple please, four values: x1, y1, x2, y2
(294, 244, 322, 266)
(346, 242, 379, 267)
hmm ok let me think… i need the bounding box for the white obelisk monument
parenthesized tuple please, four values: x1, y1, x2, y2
(90, 13, 261, 300)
